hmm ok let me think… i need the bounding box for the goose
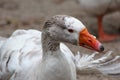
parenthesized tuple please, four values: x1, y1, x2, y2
(77, 0, 120, 42)
(0, 15, 120, 80)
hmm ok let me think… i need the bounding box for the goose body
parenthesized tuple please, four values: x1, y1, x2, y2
(78, 0, 120, 41)
(0, 29, 76, 80)
(0, 15, 120, 80)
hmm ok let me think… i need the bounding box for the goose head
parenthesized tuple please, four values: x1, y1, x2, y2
(43, 15, 104, 52)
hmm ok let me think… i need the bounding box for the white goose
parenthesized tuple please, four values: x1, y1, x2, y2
(78, 0, 120, 42)
(0, 15, 120, 80)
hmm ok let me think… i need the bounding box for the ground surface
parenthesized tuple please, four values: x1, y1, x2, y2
(0, 0, 120, 80)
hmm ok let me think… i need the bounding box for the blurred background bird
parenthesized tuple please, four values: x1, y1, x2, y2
(77, 0, 120, 42)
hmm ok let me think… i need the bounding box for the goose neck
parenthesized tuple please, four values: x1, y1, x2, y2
(42, 31, 60, 56)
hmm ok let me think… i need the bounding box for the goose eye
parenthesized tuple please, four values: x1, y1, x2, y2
(68, 29, 74, 33)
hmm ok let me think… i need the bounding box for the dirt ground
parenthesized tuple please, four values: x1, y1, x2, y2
(0, 0, 120, 80)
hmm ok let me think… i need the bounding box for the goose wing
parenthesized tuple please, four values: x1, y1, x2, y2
(60, 41, 120, 76)
(0, 29, 42, 79)
(75, 51, 120, 76)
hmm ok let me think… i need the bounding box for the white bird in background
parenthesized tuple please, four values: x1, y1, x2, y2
(0, 15, 120, 80)
(78, 0, 120, 42)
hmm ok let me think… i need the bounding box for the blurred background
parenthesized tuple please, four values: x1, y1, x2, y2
(0, 0, 120, 80)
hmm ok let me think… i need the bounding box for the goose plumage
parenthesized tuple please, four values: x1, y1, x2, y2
(0, 15, 120, 80)
(78, 0, 120, 41)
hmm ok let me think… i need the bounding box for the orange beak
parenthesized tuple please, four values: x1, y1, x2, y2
(79, 28, 104, 52)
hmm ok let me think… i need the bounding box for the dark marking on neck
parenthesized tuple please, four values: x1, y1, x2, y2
(42, 31, 60, 53)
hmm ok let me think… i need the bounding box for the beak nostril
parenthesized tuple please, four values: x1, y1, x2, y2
(100, 45, 104, 51)
(88, 40, 92, 43)
(81, 43, 85, 46)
